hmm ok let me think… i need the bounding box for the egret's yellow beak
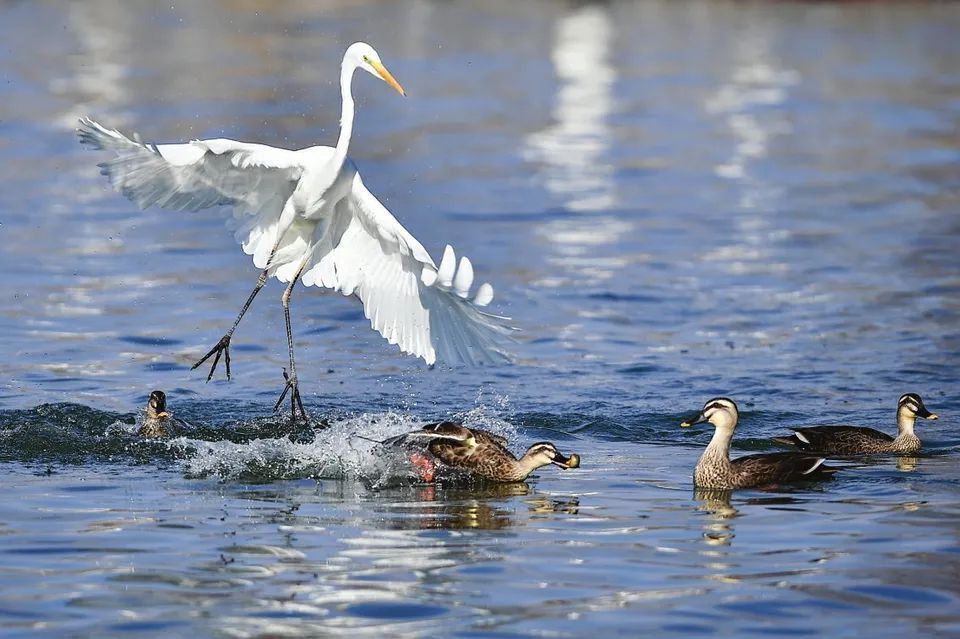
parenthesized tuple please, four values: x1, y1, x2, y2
(371, 60, 405, 96)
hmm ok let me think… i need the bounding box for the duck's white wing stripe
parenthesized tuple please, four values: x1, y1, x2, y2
(801, 458, 827, 474)
(299, 173, 514, 366)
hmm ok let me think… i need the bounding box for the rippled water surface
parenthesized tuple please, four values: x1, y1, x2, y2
(1, 1, 959, 636)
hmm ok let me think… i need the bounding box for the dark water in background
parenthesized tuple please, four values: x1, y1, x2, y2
(1, 0, 959, 636)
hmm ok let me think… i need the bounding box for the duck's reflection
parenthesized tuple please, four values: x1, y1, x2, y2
(378, 482, 580, 531)
(896, 455, 920, 473)
(694, 488, 738, 546)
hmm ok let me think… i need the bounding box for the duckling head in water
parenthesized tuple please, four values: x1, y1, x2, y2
(147, 391, 168, 419)
(139, 390, 171, 438)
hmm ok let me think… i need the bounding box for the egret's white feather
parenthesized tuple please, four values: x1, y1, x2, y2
(437, 245, 456, 287)
(77, 117, 311, 278)
(453, 257, 474, 298)
(79, 110, 513, 368)
(298, 174, 513, 366)
(473, 283, 495, 307)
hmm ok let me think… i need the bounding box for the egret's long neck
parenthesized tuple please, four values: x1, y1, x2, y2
(334, 61, 357, 167)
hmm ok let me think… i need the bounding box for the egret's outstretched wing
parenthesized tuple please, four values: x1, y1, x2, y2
(300, 173, 514, 366)
(77, 118, 307, 271)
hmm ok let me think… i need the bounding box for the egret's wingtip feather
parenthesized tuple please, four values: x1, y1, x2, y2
(473, 282, 494, 307)
(453, 256, 474, 297)
(421, 265, 438, 287)
(437, 245, 456, 287)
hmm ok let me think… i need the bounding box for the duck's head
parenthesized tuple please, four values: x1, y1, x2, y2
(524, 442, 581, 470)
(681, 397, 739, 431)
(147, 390, 169, 419)
(898, 393, 937, 421)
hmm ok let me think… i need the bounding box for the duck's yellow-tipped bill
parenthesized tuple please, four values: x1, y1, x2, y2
(553, 452, 580, 469)
(157, 411, 169, 418)
(371, 60, 405, 96)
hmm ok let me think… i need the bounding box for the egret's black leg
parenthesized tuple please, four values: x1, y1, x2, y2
(274, 368, 307, 423)
(273, 257, 311, 423)
(192, 268, 269, 381)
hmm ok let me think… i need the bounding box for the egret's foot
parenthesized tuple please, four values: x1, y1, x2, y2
(274, 368, 308, 423)
(191, 334, 232, 381)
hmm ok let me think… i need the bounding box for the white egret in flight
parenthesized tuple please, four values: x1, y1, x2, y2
(78, 42, 512, 422)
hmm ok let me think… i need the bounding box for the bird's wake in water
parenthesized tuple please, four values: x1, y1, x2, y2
(174, 408, 518, 484)
(0, 401, 518, 485)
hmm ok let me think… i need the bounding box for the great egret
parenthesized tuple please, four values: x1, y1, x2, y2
(78, 42, 512, 422)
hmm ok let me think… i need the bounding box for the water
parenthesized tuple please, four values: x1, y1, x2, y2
(1, 0, 959, 636)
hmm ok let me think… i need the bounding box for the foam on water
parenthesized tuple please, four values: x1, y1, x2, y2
(174, 407, 519, 484)
(0, 402, 521, 484)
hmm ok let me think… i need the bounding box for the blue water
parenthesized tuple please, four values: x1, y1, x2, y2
(1, 1, 959, 636)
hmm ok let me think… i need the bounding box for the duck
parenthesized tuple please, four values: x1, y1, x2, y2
(681, 397, 838, 490)
(138, 390, 172, 438)
(771, 393, 938, 455)
(383, 421, 581, 483)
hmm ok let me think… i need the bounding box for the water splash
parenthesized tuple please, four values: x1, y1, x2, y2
(174, 408, 519, 484)
(0, 402, 521, 484)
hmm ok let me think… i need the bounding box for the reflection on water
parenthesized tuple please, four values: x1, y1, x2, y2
(896, 456, 920, 472)
(523, 4, 635, 294)
(377, 482, 580, 531)
(702, 25, 797, 281)
(525, 4, 616, 212)
(695, 488, 738, 546)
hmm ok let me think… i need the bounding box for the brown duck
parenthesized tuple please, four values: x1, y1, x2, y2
(681, 397, 838, 490)
(138, 390, 172, 438)
(772, 393, 938, 455)
(384, 421, 580, 482)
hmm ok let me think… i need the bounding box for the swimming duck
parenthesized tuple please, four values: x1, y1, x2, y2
(384, 421, 581, 483)
(138, 390, 171, 438)
(771, 393, 938, 455)
(681, 397, 837, 490)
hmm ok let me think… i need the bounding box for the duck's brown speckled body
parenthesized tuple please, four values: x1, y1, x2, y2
(682, 398, 837, 490)
(772, 393, 938, 455)
(385, 421, 580, 483)
(138, 390, 172, 439)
